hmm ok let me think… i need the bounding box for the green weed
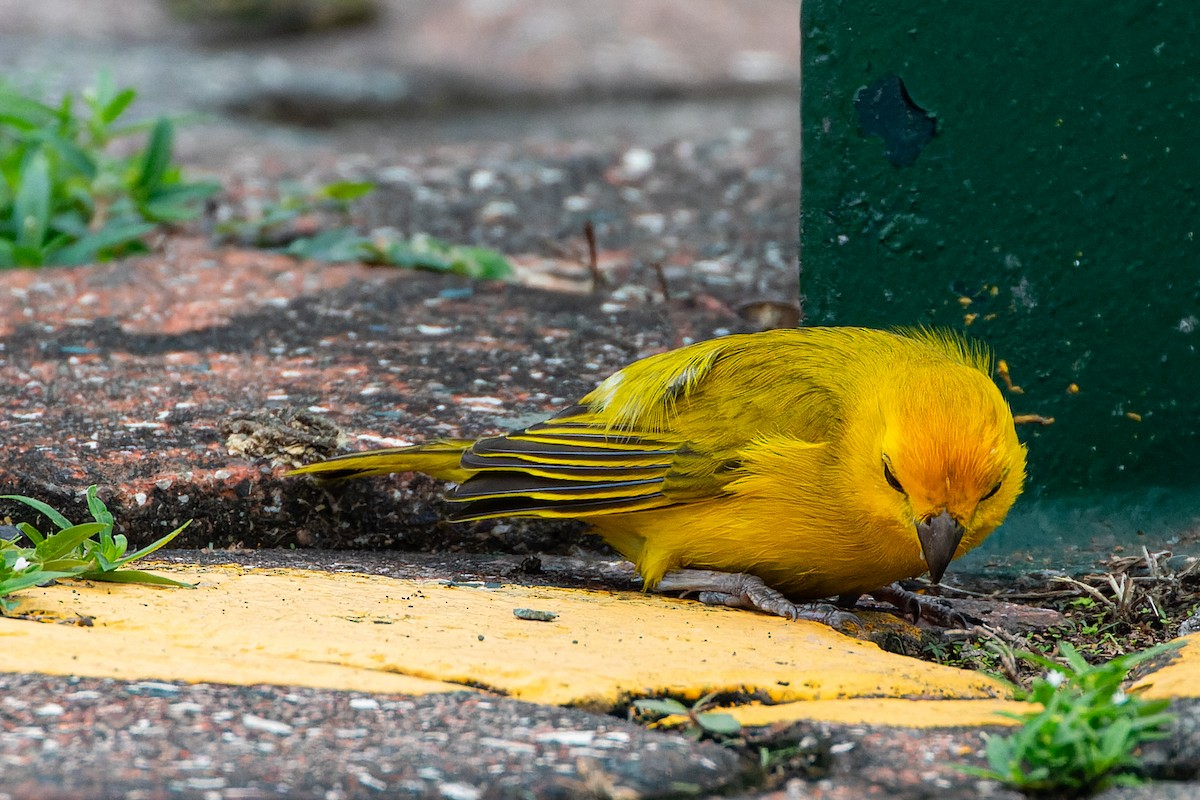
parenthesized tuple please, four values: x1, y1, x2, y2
(961, 641, 1178, 796)
(0, 74, 218, 267)
(287, 228, 513, 279)
(633, 692, 742, 740)
(0, 485, 192, 613)
(216, 180, 513, 279)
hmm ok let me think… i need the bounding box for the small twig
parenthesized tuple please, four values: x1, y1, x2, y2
(1110, 573, 1140, 617)
(1143, 546, 1164, 580)
(916, 582, 994, 598)
(976, 625, 1024, 685)
(583, 220, 604, 292)
(1145, 593, 1163, 621)
(988, 588, 1086, 601)
(650, 260, 671, 301)
(1050, 575, 1115, 609)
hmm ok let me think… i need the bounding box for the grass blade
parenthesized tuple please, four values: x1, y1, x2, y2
(1, 493, 74, 530)
(0, 569, 82, 596)
(78, 568, 194, 588)
(107, 520, 191, 569)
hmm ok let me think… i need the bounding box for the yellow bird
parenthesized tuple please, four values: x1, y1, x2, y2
(289, 327, 1026, 624)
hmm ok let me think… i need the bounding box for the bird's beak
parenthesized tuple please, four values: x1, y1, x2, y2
(916, 510, 965, 584)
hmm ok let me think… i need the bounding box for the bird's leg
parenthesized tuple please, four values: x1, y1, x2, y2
(869, 583, 979, 627)
(835, 592, 862, 608)
(654, 569, 860, 629)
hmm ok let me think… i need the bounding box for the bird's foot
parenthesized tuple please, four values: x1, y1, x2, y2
(655, 569, 861, 630)
(869, 583, 980, 628)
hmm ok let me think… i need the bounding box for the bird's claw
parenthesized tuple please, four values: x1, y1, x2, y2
(656, 569, 863, 629)
(869, 583, 981, 628)
(695, 590, 859, 629)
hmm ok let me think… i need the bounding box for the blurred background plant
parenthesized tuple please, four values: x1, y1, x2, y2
(0, 75, 514, 278)
(213, 179, 514, 279)
(0, 74, 219, 267)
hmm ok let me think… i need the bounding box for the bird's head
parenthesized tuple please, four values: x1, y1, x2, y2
(853, 361, 1026, 584)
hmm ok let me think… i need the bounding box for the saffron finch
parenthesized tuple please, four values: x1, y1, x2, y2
(290, 327, 1026, 623)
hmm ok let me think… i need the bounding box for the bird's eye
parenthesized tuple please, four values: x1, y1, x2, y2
(882, 461, 905, 494)
(981, 480, 1002, 502)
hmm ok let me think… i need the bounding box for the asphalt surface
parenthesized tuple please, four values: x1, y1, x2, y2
(0, 675, 750, 800)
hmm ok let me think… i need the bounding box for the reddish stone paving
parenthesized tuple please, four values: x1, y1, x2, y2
(0, 240, 753, 553)
(0, 240, 354, 338)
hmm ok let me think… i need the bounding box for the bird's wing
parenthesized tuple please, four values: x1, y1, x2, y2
(450, 332, 840, 521)
(448, 407, 724, 519)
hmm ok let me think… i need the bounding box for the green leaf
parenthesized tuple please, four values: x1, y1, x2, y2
(696, 711, 741, 735)
(388, 242, 452, 271)
(133, 117, 173, 194)
(104, 520, 190, 569)
(87, 529, 130, 566)
(984, 732, 1014, 772)
(285, 228, 376, 263)
(36, 557, 92, 573)
(11, 243, 45, 267)
(0, 569, 81, 597)
(30, 129, 98, 181)
(0, 88, 60, 130)
(100, 87, 136, 125)
(85, 485, 114, 528)
(15, 522, 44, 545)
(1057, 642, 1090, 673)
(317, 180, 375, 202)
(953, 764, 1003, 782)
(139, 180, 219, 223)
(633, 698, 690, 716)
(85, 71, 118, 110)
(1130, 711, 1176, 734)
(13, 148, 52, 249)
(1098, 717, 1133, 762)
(77, 568, 194, 588)
(455, 246, 513, 280)
(48, 220, 156, 266)
(35, 522, 108, 561)
(1, 493, 74, 530)
(54, 92, 75, 135)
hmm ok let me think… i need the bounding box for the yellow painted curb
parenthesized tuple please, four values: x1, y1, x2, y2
(716, 697, 1027, 728)
(2, 563, 1009, 717)
(1133, 633, 1200, 700)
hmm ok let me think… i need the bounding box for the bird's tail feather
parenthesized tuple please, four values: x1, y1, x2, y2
(287, 439, 475, 483)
